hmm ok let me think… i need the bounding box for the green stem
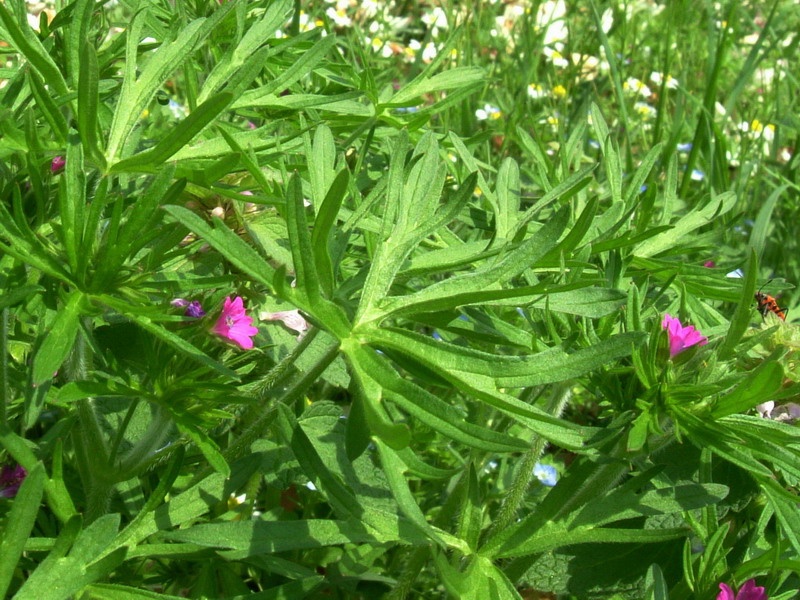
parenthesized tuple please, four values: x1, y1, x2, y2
(483, 384, 571, 544)
(117, 405, 174, 479)
(75, 398, 113, 487)
(386, 469, 470, 600)
(239, 326, 320, 428)
(108, 398, 141, 465)
(0, 308, 8, 425)
(191, 340, 341, 485)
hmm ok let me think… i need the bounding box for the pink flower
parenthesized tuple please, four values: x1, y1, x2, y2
(662, 313, 708, 358)
(51, 156, 65, 173)
(212, 296, 259, 349)
(717, 579, 767, 600)
(704, 260, 716, 268)
(260, 309, 309, 340)
(0, 464, 27, 498)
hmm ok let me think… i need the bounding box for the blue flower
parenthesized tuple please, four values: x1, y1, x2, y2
(677, 142, 692, 152)
(533, 462, 558, 487)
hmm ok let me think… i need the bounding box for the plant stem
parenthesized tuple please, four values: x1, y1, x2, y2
(0, 308, 8, 425)
(483, 384, 571, 544)
(117, 404, 174, 479)
(192, 340, 341, 485)
(108, 398, 141, 465)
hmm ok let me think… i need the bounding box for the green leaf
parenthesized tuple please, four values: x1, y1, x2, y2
(761, 477, 800, 555)
(176, 421, 230, 477)
(0, 3, 68, 95)
(634, 192, 737, 257)
(375, 439, 470, 552)
(510, 287, 626, 318)
(60, 134, 86, 275)
(494, 158, 520, 241)
(491, 522, 687, 559)
(0, 285, 43, 311)
(110, 92, 233, 172)
(26, 69, 68, 144)
(232, 34, 336, 108)
(163, 205, 276, 289)
(285, 171, 323, 306)
(569, 483, 729, 529)
(96, 295, 237, 379)
(0, 463, 45, 599)
(274, 402, 365, 519)
(672, 407, 772, 477)
(390, 66, 485, 105)
(717, 249, 757, 360)
(77, 40, 102, 160)
(346, 347, 412, 450)
(308, 124, 336, 206)
(312, 168, 349, 297)
(624, 143, 663, 204)
(164, 519, 381, 555)
(710, 361, 783, 418)
(33, 291, 83, 385)
(367, 327, 644, 388)
(106, 4, 235, 162)
(748, 185, 786, 262)
(67, 0, 94, 86)
(197, 0, 292, 102)
(342, 340, 530, 453)
(372, 205, 570, 321)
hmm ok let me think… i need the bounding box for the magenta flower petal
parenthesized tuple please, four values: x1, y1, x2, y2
(51, 155, 65, 173)
(212, 296, 259, 349)
(0, 464, 27, 498)
(662, 313, 708, 358)
(717, 583, 735, 600)
(736, 579, 767, 600)
(717, 579, 767, 600)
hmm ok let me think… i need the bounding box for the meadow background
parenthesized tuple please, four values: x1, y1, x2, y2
(1, 0, 799, 598)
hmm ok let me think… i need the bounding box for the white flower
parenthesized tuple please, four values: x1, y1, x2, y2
(421, 42, 438, 62)
(421, 6, 448, 32)
(260, 309, 309, 340)
(634, 102, 656, 119)
(623, 77, 651, 98)
(650, 71, 679, 89)
(325, 7, 351, 27)
(475, 103, 501, 120)
(359, 0, 380, 18)
(600, 8, 614, 33)
(527, 83, 546, 99)
(535, 0, 568, 45)
(366, 37, 393, 58)
(544, 45, 569, 68)
(168, 100, 188, 119)
(756, 401, 775, 419)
